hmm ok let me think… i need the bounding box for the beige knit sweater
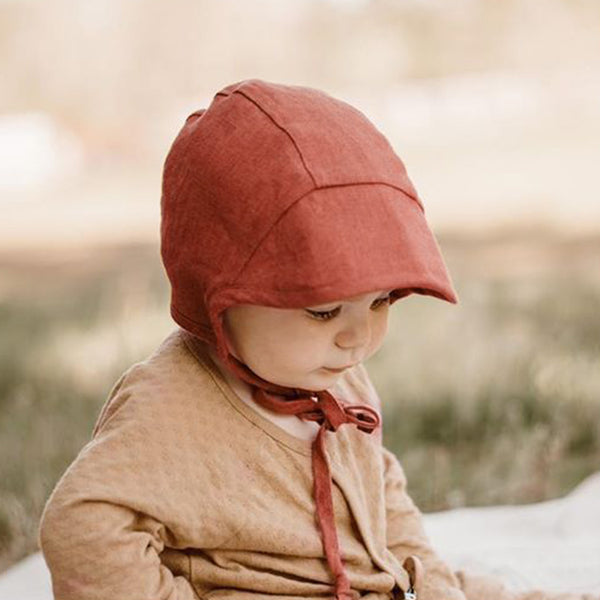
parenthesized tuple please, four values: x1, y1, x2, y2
(37, 328, 597, 600)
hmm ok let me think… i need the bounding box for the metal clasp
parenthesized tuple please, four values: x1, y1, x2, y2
(391, 583, 417, 600)
(403, 587, 417, 600)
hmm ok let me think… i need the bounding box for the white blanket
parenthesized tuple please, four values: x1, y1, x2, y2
(423, 471, 600, 594)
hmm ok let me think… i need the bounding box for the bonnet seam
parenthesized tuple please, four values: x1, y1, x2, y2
(233, 89, 319, 188)
(229, 181, 424, 288)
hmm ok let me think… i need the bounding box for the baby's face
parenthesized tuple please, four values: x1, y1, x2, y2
(222, 289, 393, 391)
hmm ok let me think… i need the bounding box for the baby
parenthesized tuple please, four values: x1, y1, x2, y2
(38, 79, 595, 600)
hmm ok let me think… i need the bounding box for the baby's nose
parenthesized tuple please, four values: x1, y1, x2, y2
(335, 315, 371, 350)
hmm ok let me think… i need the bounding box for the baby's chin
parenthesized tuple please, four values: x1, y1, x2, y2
(267, 368, 344, 392)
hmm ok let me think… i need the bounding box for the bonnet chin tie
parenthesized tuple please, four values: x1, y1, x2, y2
(252, 387, 381, 600)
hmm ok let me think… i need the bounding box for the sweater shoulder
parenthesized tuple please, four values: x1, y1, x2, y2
(91, 328, 227, 438)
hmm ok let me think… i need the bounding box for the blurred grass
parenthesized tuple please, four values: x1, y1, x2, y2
(370, 229, 600, 511)
(0, 231, 599, 574)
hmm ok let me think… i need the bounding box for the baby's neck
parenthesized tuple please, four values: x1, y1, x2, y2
(207, 347, 254, 399)
(206, 347, 321, 442)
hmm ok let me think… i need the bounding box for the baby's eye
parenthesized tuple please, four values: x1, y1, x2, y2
(371, 295, 392, 310)
(305, 306, 341, 321)
(305, 295, 391, 321)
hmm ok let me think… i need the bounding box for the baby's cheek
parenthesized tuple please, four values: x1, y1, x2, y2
(370, 312, 390, 349)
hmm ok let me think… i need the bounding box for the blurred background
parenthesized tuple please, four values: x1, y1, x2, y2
(1, 0, 599, 575)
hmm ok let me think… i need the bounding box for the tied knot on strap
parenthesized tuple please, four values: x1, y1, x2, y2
(312, 390, 380, 434)
(252, 387, 380, 434)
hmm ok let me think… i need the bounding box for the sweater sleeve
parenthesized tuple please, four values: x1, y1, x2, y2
(37, 370, 199, 600)
(382, 445, 467, 600)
